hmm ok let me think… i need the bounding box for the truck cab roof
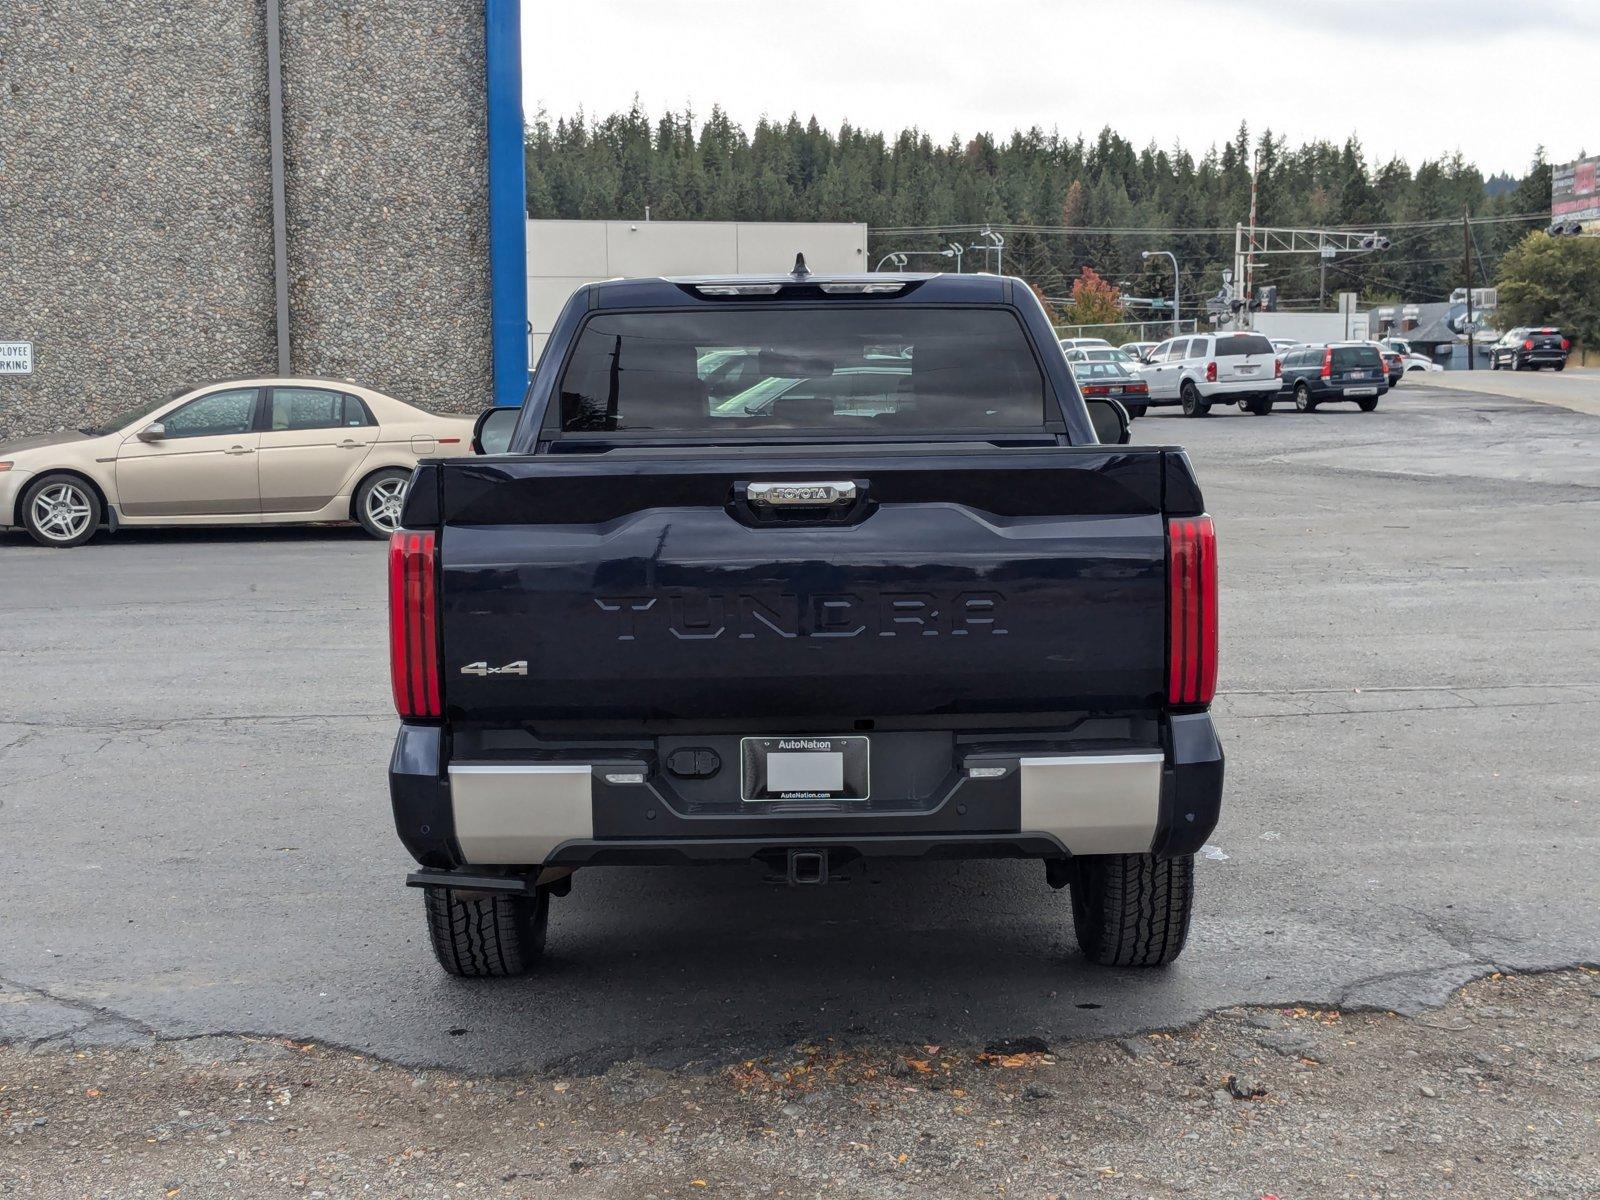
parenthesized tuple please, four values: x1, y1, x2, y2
(585, 272, 1011, 309)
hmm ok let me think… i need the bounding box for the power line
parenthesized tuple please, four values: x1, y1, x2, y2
(869, 213, 1549, 237)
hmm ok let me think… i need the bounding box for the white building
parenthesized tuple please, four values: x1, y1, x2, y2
(526, 220, 869, 360)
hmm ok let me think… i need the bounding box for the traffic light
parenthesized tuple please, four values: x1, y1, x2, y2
(1256, 285, 1278, 312)
(1548, 220, 1585, 237)
(1357, 235, 1392, 251)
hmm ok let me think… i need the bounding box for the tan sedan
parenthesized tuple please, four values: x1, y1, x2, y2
(0, 378, 475, 547)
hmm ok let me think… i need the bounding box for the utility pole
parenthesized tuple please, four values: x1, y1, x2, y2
(1463, 207, 1475, 371)
(1245, 150, 1259, 329)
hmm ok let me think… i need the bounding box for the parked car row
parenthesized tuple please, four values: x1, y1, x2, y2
(1061, 333, 1280, 416)
(0, 378, 477, 547)
(1061, 334, 1397, 416)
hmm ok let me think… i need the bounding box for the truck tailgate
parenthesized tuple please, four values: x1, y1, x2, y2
(434, 447, 1173, 725)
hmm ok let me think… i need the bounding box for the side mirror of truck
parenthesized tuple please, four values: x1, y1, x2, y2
(472, 406, 521, 455)
(1084, 397, 1131, 445)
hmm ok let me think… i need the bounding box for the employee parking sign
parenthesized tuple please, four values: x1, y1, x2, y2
(0, 342, 33, 374)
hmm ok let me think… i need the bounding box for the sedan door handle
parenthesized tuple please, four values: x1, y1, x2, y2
(224, 445, 255, 456)
(336, 439, 363, 449)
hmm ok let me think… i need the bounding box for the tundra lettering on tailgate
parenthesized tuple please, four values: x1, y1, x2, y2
(593, 590, 1008, 641)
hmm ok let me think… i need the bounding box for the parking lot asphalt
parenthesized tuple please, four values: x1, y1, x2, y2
(2, 384, 1598, 1074)
(1427, 364, 1600, 417)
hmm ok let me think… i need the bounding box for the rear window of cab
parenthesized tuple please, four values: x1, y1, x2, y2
(554, 307, 1050, 436)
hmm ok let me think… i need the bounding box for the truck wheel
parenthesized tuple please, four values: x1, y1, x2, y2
(1179, 382, 1210, 418)
(1293, 382, 1316, 412)
(423, 885, 549, 978)
(1069, 853, 1193, 967)
(1357, 397, 1379, 413)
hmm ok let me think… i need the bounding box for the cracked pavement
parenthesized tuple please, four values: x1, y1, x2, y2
(0, 384, 1597, 1074)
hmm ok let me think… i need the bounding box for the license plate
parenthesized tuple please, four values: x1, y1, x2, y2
(1237, 364, 1258, 374)
(741, 736, 870, 801)
(1344, 386, 1378, 397)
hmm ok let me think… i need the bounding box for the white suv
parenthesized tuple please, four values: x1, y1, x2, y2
(1137, 332, 1282, 416)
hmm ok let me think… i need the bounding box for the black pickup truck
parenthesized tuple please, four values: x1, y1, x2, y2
(388, 267, 1223, 977)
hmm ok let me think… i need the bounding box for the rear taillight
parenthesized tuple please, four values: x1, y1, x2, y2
(1082, 384, 1109, 397)
(1128, 380, 1149, 395)
(1167, 515, 1217, 707)
(1320, 348, 1333, 378)
(1274, 357, 1283, 378)
(1205, 361, 1217, 383)
(1523, 339, 1534, 351)
(389, 530, 441, 719)
(1561, 338, 1571, 351)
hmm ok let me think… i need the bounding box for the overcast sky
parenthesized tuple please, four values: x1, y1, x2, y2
(524, 0, 1595, 178)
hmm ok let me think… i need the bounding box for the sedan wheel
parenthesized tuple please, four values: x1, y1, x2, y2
(22, 475, 102, 548)
(355, 469, 412, 539)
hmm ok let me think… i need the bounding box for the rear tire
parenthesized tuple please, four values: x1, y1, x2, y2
(1179, 381, 1210, 418)
(354, 468, 412, 539)
(1357, 397, 1379, 412)
(424, 886, 549, 978)
(1554, 362, 1565, 372)
(1125, 403, 1147, 419)
(1293, 382, 1316, 412)
(1070, 853, 1194, 967)
(1245, 395, 1274, 415)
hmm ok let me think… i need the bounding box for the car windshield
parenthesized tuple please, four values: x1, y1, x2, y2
(558, 308, 1048, 434)
(77, 394, 181, 436)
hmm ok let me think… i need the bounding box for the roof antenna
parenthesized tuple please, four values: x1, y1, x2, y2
(791, 252, 810, 279)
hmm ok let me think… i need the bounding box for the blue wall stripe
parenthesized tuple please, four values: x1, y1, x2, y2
(485, 0, 528, 407)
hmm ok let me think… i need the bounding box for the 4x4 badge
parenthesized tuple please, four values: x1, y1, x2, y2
(459, 660, 528, 677)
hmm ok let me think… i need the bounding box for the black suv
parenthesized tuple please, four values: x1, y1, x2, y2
(1279, 343, 1388, 412)
(1489, 327, 1570, 371)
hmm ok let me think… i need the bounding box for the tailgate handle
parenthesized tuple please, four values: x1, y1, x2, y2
(731, 479, 873, 526)
(747, 480, 856, 507)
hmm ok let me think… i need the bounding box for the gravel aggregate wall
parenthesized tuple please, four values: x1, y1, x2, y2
(0, 2, 492, 439)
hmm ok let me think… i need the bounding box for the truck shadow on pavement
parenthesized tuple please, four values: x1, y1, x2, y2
(398, 860, 1216, 1073)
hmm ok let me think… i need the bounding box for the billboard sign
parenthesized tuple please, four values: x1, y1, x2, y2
(1552, 155, 1600, 231)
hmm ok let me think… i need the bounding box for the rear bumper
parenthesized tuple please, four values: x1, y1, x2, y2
(388, 713, 1224, 874)
(1195, 377, 1280, 399)
(1291, 379, 1389, 399)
